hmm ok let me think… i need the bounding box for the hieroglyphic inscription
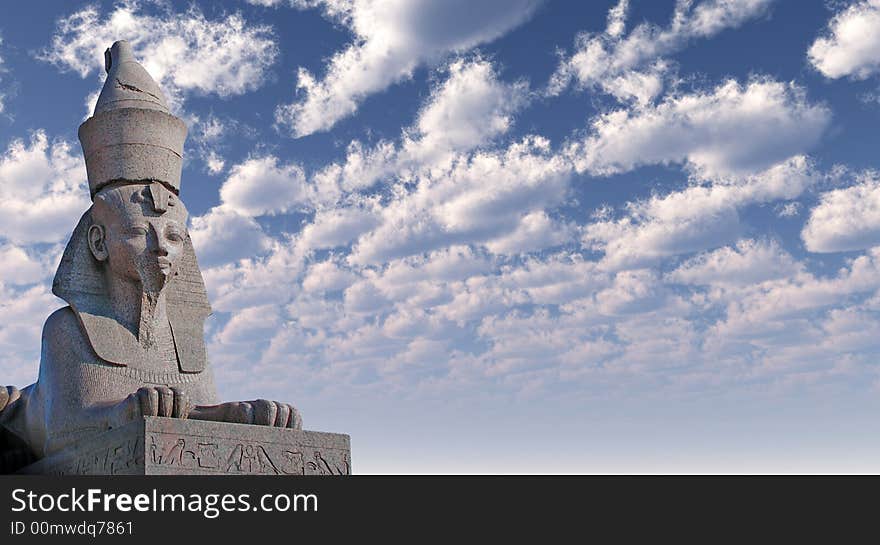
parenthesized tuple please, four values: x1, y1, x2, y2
(18, 419, 351, 475)
(147, 433, 350, 475)
(38, 436, 143, 475)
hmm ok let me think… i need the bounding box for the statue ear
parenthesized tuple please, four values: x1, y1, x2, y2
(88, 224, 108, 261)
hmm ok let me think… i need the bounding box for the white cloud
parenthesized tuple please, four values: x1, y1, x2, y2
(498, 254, 607, 305)
(202, 239, 309, 313)
(215, 304, 282, 345)
(189, 114, 234, 175)
(484, 211, 574, 255)
(189, 208, 273, 267)
(350, 136, 572, 264)
(386, 246, 493, 284)
(285, 294, 345, 333)
(344, 279, 391, 314)
(595, 269, 672, 316)
(808, 0, 880, 80)
(471, 271, 692, 379)
(802, 172, 880, 253)
(0, 284, 62, 386)
(775, 201, 801, 218)
(312, 57, 530, 202)
(496, 245, 875, 388)
(205, 152, 226, 175)
(42, 1, 278, 111)
(600, 61, 669, 106)
(219, 156, 311, 216)
(0, 36, 6, 115)
(194, 57, 577, 393)
(568, 78, 830, 179)
(704, 248, 880, 354)
(0, 244, 53, 286)
(605, 0, 629, 39)
(300, 207, 380, 250)
(405, 58, 529, 161)
(192, 43, 838, 398)
(299, 59, 569, 270)
(583, 156, 817, 269)
(302, 260, 358, 292)
(200, 205, 880, 412)
(548, 0, 774, 102)
(188, 149, 312, 267)
(363, 246, 492, 312)
(0, 131, 89, 245)
(668, 239, 802, 286)
(819, 307, 880, 356)
(311, 140, 397, 205)
(275, 0, 541, 136)
(43, 1, 865, 425)
(434, 276, 526, 325)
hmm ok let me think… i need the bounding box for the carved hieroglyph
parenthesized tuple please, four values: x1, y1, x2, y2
(0, 41, 342, 474)
(19, 418, 351, 476)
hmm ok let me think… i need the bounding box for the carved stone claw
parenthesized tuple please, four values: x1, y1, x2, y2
(131, 386, 190, 418)
(230, 400, 302, 428)
(189, 400, 302, 429)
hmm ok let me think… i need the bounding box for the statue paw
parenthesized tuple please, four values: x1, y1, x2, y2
(131, 386, 190, 419)
(229, 400, 302, 429)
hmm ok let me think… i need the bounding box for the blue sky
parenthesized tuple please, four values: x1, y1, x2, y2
(4, 0, 880, 472)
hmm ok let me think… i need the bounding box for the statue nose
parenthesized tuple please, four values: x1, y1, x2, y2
(148, 225, 169, 255)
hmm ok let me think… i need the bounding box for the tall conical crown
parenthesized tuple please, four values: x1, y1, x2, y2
(78, 41, 187, 198)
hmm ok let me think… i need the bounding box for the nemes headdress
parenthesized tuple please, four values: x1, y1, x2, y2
(52, 41, 211, 373)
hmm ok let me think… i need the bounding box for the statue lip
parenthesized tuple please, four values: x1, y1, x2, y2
(157, 257, 173, 272)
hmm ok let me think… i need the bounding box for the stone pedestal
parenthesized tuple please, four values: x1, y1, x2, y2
(18, 417, 351, 475)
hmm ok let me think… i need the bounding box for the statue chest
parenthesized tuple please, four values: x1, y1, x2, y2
(75, 310, 207, 374)
(133, 320, 180, 373)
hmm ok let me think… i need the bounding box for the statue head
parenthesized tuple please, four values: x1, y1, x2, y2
(89, 182, 189, 296)
(51, 41, 210, 372)
(76, 39, 188, 299)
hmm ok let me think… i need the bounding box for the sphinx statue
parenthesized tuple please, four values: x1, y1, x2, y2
(0, 41, 301, 473)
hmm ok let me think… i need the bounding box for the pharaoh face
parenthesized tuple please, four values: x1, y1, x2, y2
(88, 183, 189, 294)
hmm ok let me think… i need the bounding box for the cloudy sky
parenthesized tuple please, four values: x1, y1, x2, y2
(3, 0, 880, 473)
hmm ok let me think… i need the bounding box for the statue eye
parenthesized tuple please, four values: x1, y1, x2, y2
(128, 226, 148, 236)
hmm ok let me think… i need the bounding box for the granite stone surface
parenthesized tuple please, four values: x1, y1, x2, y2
(18, 418, 351, 476)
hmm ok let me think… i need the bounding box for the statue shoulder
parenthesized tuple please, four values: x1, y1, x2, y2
(43, 306, 78, 336)
(41, 306, 91, 358)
